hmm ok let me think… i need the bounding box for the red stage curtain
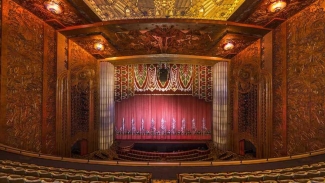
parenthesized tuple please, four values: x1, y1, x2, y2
(115, 95, 212, 140)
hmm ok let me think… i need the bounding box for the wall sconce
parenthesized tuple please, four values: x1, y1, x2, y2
(223, 42, 235, 51)
(44, 1, 63, 14)
(268, 0, 287, 13)
(198, 6, 205, 17)
(125, 7, 131, 17)
(94, 42, 105, 51)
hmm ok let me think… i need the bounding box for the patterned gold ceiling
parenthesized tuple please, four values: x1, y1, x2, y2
(83, 0, 245, 21)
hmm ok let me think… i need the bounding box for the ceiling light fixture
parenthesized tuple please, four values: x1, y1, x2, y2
(44, 1, 63, 14)
(94, 42, 105, 51)
(223, 42, 235, 51)
(268, 0, 287, 13)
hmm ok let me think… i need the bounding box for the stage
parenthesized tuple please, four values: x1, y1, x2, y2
(118, 140, 209, 152)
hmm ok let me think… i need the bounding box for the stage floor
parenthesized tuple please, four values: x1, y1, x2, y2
(118, 140, 209, 152)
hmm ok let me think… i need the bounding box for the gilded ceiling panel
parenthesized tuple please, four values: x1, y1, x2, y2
(83, 0, 245, 21)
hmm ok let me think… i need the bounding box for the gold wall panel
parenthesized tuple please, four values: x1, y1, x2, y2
(12, 0, 90, 29)
(231, 39, 272, 158)
(42, 24, 57, 154)
(69, 40, 99, 156)
(243, 0, 317, 26)
(83, 0, 245, 21)
(272, 22, 287, 157)
(272, 0, 325, 156)
(286, 1, 325, 155)
(0, 0, 56, 153)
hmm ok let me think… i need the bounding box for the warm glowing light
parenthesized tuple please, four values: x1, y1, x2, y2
(94, 42, 105, 51)
(223, 42, 235, 51)
(44, 1, 63, 14)
(268, 0, 287, 12)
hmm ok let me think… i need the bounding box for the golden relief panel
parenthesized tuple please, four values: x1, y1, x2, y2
(83, 0, 245, 21)
(286, 1, 325, 155)
(71, 35, 118, 59)
(12, 0, 90, 28)
(3, 0, 44, 152)
(69, 40, 98, 140)
(43, 24, 57, 154)
(243, 0, 317, 26)
(230, 39, 272, 157)
(272, 23, 287, 157)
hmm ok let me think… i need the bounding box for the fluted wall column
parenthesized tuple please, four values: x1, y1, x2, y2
(99, 62, 115, 149)
(212, 62, 228, 151)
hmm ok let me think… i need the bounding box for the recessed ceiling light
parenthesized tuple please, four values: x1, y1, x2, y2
(44, 1, 63, 14)
(94, 42, 105, 51)
(268, 0, 287, 13)
(223, 42, 235, 51)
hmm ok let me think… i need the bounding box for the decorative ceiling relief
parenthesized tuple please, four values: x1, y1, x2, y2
(83, 0, 245, 21)
(243, 0, 317, 26)
(59, 21, 271, 59)
(12, 0, 90, 29)
(71, 35, 118, 59)
(113, 25, 214, 55)
(215, 33, 259, 58)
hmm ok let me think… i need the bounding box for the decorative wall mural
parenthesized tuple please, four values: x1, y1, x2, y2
(243, 0, 317, 26)
(43, 23, 57, 154)
(2, 0, 44, 152)
(285, 1, 325, 155)
(272, 23, 287, 157)
(12, 0, 90, 28)
(114, 25, 214, 56)
(231, 40, 261, 153)
(114, 64, 212, 102)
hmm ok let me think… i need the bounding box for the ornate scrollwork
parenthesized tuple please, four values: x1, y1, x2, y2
(3, 0, 46, 152)
(285, 1, 325, 155)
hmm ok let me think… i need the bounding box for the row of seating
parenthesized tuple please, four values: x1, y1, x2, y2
(178, 162, 325, 183)
(166, 154, 211, 162)
(117, 146, 211, 162)
(0, 173, 148, 183)
(0, 160, 151, 182)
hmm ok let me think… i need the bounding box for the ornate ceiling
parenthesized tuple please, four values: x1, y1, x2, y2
(11, 0, 319, 62)
(83, 0, 245, 21)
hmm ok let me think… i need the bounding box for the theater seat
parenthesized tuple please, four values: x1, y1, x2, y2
(7, 175, 24, 183)
(247, 175, 264, 182)
(130, 176, 147, 183)
(24, 178, 42, 183)
(82, 175, 98, 181)
(182, 176, 199, 183)
(97, 175, 114, 182)
(198, 176, 216, 183)
(263, 174, 278, 181)
(0, 175, 8, 183)
(215, 176, 232, 182)
(277, 173, 293, 180)
(114, 176, 130, 183)
(231, 176, 248, 182)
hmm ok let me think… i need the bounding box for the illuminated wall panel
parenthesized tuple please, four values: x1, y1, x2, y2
(212, 62, 228, 150)
(99, 62, 115, 149)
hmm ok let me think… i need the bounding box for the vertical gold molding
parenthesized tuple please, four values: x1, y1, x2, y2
(0, 0, 7, 143)
(262, 31, 273, 158)
(56, 33, 68, 157)
(42, 23, 48, 154)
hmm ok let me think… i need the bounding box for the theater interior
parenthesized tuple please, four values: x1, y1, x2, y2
(1, 0, 325, 182)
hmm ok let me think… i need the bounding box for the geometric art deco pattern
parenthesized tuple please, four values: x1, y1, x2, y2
(84, 0, 245, 21)
(114, 64, 212, 102)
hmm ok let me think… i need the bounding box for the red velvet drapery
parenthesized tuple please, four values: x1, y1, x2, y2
(115, 95, 212, 140)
